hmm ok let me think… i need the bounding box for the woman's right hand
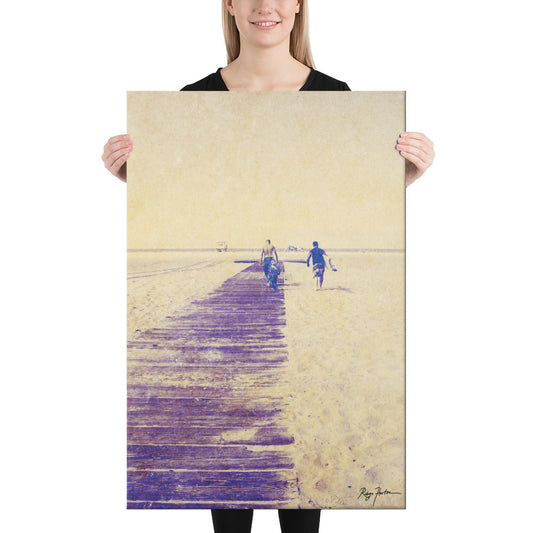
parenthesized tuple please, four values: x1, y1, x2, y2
(102, 134, 133, 182)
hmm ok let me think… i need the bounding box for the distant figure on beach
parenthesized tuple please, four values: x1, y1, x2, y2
(260, 240, 279, 282)
(307, 241, 328, 290)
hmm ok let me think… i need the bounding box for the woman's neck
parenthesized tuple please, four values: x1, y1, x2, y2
(221, 45, 311, 91)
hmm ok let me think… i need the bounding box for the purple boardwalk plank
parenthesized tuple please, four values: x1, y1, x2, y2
(127, 444, 294, 470)
(127, 262, 297, 508)
(127, 470, 297, 508)
(127, 425, 294, 446)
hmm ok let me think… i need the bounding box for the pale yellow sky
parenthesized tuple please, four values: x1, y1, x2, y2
(127, 92, 405, 250)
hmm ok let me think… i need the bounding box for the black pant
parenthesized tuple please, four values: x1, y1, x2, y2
(211, 509, 321, 533)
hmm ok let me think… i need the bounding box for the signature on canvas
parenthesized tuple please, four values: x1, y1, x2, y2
(357, 487, 402, 507)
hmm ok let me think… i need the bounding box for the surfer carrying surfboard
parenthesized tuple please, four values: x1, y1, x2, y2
(306, 241, 328, 290)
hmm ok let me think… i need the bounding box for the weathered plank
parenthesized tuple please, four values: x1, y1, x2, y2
(127, 262, 296, 508)
(127, 470, 296, 504)
(127, 444, 294, 470)
(128, 425, 294, 446)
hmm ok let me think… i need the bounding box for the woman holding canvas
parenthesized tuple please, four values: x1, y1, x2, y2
(102, 1, 434, 532)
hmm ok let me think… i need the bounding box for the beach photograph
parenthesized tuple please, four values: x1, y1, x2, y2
(5, 2, 532, 532)
(127, 92, 405, 508)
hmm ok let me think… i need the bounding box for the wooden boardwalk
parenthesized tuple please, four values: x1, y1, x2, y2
(127, 262, 298, 508)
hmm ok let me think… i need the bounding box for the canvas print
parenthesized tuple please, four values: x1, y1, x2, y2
(127, 92, 405, 509)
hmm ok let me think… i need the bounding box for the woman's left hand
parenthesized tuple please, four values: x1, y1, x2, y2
(397, 132, 435, 187)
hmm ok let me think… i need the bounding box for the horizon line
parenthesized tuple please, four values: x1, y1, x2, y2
(127, 248, 406, 253)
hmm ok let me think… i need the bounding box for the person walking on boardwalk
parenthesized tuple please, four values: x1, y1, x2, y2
(307, 241, 328, 290)
(260, 239, 279, 282)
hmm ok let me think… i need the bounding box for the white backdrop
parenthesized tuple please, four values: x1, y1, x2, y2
(2, 1, 531, 531)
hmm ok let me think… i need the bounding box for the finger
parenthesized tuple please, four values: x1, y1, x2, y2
(399, 149, 426, 171)
(108, 134, 131, 145)
(104, 147, 131, 174)
(106, 135, 133, 153)
(397, 137, 426, 151)
(403, 148, 433, 170)
(102, 145, 123, 167)
(106, 139, 133, 159)
(102, 134, 132, 159)
(397, 138, 434, 159)
(400, 132, 434, 148)
(106, 146, 131, 168)
(103, 142, 133, 171)
(400, 131, 427, 141)
(399, 133, 434, 153)
(397, 144, 434, 165)
(108, 151, 130, 177)
(396, 143, 428, 163)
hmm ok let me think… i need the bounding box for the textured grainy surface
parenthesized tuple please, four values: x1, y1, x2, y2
(127, 262, 298, 509)
(282, 253, 405, 509)
(127, 92, 405, 251)
(127, 93, 406, 509)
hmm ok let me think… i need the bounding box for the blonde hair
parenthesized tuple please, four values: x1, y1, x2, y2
(221, 0, 316, 69)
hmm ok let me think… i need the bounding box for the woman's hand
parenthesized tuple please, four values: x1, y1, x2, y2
(397, 132, 435, 187)
(102, 134, 133, 182)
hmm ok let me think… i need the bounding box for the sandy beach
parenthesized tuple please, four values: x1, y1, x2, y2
(128, 251, 251, 338)
(282, 251, 405, 508)
(127, 250, 404, 509)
